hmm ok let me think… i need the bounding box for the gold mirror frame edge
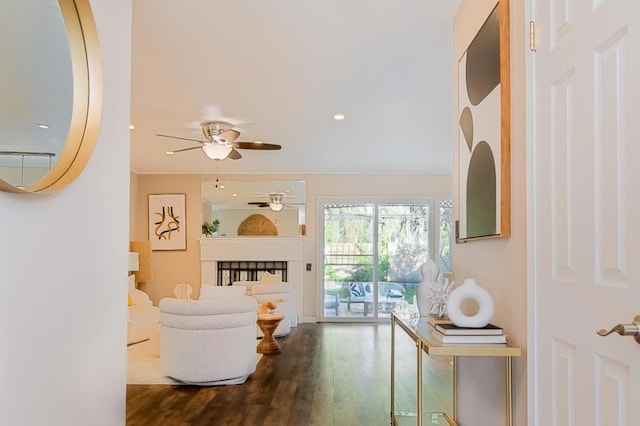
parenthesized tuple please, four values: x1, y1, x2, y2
(0, 0, 103, 194)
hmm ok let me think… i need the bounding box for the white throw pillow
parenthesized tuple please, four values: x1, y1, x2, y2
(259, 271, 282, 284)
(199, 285, 247, 300)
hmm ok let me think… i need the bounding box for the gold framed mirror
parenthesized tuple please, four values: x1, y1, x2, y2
(0, 0, 102, 193)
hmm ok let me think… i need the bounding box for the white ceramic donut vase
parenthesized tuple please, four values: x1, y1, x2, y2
(445, 278, 494, 328)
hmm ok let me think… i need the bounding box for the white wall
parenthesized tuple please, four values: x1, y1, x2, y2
(453, 1, 527, 425)
(0, 1, 131, 424)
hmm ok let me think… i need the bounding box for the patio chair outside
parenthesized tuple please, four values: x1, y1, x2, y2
(324, 292, 340, 316)
(347, 282, 406, 316)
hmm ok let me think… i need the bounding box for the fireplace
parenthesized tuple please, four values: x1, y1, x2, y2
(216, 260, 288, 286)
(200, 237, 304, 324)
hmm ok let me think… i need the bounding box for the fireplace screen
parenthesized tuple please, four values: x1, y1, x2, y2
(217, 261, 288, 286)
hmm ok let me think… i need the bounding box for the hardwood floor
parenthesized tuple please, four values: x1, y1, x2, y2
(126, 323, 393, 426)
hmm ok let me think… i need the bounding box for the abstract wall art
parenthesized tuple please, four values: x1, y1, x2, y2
(148, 193, 186, 250)
(457, 0, 510, 241)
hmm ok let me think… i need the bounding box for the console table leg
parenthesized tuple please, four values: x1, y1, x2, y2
(506, 356, 513, 426)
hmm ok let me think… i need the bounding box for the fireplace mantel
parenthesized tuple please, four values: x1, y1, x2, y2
(199, 237, 304, 323)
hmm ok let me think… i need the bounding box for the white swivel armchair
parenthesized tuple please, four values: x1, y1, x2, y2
(159, 286, 258, 385)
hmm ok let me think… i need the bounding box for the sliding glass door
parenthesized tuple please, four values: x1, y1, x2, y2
(320, 198, 452, 321)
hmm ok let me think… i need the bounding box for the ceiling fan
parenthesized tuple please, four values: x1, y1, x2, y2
(157, 121, 281, 160)
(248, 193, 303, 212)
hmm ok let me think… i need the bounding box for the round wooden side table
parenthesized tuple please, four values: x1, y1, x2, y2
(256, 313, 284, 355)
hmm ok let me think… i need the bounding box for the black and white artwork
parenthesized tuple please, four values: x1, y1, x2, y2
(457, 0, 510, 240)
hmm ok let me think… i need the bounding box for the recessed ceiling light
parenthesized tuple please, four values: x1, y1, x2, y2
(129, 124, 136, 130)
(37, 124, 50, 129)
(333, 113, 345, 121)
(219, 185, 226, 189)
(232, 193, 238, 197)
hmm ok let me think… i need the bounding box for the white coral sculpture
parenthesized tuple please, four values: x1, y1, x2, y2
(426, 279, 454, 317)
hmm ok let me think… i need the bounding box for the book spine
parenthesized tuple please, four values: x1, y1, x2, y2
(434, 325, 503, 336)
(431, 330, 506, 344)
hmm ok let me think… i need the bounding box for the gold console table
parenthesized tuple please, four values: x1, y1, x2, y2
(391, 313, 521, 425)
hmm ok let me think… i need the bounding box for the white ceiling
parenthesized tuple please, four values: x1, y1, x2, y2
(130, 0, 461, 175)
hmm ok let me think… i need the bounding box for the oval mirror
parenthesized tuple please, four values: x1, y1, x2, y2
(0, 0, 102, 193)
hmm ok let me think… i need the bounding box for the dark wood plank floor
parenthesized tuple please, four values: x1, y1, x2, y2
(126, 323, 393, 426)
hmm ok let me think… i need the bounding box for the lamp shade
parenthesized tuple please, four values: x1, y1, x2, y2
(202, 143, 232, 160)
(130, 240, 152, 283)
(128, 252, 139, 272)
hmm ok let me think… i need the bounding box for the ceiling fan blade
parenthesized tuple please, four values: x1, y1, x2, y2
(228, 149, 242, 160)
(234, 141, 282, 150)
(168, 146, 203, 154)
(218, 129, 241, 144)
(248, 202, 269, 207)
(156, 134, 208, 144)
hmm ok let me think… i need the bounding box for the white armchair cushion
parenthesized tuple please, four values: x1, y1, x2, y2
(232, 281, 259, 293)
(130, 288, 152, 306)
(251, 282, 290, 296)
(259, 271, 282, 284)
(126, 275, 158, 344)
(127, 274, 137, 292)
(128, 304, 159, 345)
(127, 274, 152, 306)
(199, 285, 247, 300)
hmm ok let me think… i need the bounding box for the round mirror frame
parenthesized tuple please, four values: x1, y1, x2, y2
(0, 0, 102, 193)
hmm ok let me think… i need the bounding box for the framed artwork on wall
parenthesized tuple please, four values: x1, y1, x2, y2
(456, 0, 510, 242)
(148, 193, 186, 251)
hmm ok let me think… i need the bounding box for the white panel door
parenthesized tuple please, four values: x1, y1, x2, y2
(531, 0, 640, 425)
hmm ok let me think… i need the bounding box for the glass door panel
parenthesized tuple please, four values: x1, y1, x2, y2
(377, 204, 430, 319)
(323, 203, 375, 319)
(437, 199, 454, 277)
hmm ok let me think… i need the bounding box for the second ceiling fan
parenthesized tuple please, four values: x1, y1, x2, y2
(157, 121, 281, 160)
(248, 193, 303, 212)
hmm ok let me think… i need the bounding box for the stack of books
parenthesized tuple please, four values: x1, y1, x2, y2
(430, 321, 507, 344)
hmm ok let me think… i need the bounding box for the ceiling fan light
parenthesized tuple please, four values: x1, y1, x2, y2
(269, 202, 284, 212)
(202, 144, 232, 160)
(268, 193, 285, 212)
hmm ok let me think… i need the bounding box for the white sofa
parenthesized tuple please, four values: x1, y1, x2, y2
(233, 280, 292, 337)
(127, 275, 160, 345)
(160, 286, 258, 385)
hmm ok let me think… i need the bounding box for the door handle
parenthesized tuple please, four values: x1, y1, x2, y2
(597, 315, 640, 344)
